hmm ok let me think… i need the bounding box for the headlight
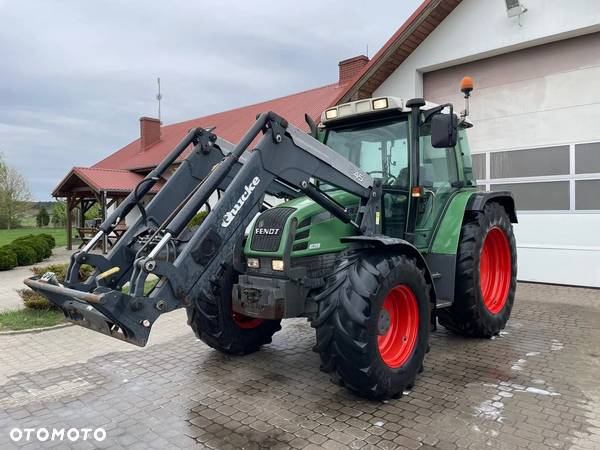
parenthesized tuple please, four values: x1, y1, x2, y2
(271, 260, 284, 271)
(372, 98, 388, 110)
(247, 258, 260, 269)
(325, 108, 338, 120)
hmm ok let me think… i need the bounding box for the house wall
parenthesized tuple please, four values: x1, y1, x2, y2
(374, 0, 600, 99)
(372, 1, 600, 287)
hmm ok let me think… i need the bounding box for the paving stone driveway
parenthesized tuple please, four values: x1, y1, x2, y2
(0, 283, 598, 449)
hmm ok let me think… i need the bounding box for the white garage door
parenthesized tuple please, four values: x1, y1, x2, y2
(423, 32, 600, 287)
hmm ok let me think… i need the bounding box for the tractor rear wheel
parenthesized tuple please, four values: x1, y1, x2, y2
(438, 202, 517, 337)
(186, 263, 281, 355)
(312, 253, 431, 400)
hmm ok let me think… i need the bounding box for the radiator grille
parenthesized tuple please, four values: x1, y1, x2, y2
(250, 207, 295, 252)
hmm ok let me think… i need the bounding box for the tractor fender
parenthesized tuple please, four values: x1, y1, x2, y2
(340, 236, 437, 304)
(467, 191, 518, 223)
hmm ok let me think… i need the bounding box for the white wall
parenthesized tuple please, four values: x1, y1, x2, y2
(373, 1, 600, 287)
(374, 0, 600, 99)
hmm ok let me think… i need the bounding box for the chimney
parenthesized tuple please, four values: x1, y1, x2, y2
(139, 117, 161, 151)
(338, 55, 369, 85)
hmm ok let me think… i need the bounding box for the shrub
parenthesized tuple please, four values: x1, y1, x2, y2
(32, 236, 52, 259)
(0, 248, 18, 271)
(38, 233, 56, 248)
(21, 263, 95, 310)
(5, 243, 37, 266)
(14, 235, 51, 260)
(18, 289, 57, 310)
(187, 210, 209, 229)
(31, 263, 93, 283)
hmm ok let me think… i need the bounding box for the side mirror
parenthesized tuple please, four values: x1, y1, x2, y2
(431, 113, 458, 148)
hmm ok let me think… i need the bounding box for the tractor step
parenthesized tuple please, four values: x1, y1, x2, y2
(436, 299, 453, 308)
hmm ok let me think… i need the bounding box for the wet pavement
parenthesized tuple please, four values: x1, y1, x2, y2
(0, 282, 599, 449)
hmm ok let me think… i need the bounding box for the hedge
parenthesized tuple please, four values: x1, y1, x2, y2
(0, 247, 18, 271)
(0, 233, 57, 271)
(37, 233, 56, 249)
(13, 235, 51, 261)
(4, 243, 37, 266)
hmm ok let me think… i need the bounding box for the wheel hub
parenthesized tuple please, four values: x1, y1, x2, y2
(377, 309, 391, 335)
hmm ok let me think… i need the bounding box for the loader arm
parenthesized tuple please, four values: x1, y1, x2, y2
(25, 112, 378, 346)
(63, 128, 298, 293)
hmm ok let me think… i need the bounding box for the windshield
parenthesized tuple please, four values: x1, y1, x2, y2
(324, 117, 409, 187)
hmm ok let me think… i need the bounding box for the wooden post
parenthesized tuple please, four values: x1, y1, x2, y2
(101, 191, 108, 254)
(79, 198, 85, 228)
(66, 197, 73, 250)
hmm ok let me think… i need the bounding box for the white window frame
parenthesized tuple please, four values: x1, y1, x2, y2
(473, 140, 600, 214)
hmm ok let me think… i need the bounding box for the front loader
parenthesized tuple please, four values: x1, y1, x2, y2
(27, 78, 517, 399)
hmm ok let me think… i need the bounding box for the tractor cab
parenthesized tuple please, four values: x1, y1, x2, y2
(319, 94, 476, 249)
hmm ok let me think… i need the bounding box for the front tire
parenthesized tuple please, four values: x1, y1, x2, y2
(312, 253, 431, 400)
(438, 202, 517, 337)
(186, 263, 281, 355)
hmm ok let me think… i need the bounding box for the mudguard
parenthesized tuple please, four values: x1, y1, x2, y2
(340, 235, 437, 304)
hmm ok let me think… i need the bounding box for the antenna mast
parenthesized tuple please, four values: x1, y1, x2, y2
(156, 77, 162, 122)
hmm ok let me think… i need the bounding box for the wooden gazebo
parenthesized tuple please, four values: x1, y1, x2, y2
(53, 167, 161, 252)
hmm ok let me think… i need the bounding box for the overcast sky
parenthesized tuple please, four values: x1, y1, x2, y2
(0, 0, 421, 200)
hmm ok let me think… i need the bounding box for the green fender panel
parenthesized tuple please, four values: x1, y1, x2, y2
(430, 190, 475, 255)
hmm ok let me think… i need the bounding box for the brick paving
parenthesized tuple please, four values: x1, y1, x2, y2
(0, 282, 598, 449)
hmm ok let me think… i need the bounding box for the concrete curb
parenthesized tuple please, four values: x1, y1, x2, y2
(0, 322, 72, 336)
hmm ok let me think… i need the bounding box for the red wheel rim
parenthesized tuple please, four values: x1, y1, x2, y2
(232, 311, 263, 329)
(479, 227, 511, 314)
(377, 285, 420, 368)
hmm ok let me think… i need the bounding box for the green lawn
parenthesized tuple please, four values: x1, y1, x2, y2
(0, 309, 64, 331)
(0, 227, 71, 247)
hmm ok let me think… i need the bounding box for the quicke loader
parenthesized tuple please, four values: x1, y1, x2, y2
(26, 78, 517, 399)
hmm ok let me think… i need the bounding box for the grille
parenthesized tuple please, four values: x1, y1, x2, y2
(250, 207, 295, 252)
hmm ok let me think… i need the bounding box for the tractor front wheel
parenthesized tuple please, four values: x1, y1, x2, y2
(186, 263, 281, 355)
(312, 253, 431, 400)
(438, 202, 517, 337)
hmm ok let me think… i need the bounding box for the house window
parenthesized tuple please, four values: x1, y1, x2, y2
(492, 181, 570, 211)
(471, 153, 486, 180)
(490, 146, 569, 179)
(575, 143, 600, 175)
(576, 180, 600, 210)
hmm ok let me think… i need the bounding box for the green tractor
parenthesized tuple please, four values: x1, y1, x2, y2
(190, 83, 518, 399)
(27, 78, 517, 400)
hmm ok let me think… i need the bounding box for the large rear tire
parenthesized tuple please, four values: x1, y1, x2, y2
(438, 202, 517, 337)
(186, 263, 281, 355)
(312, 253, 431, 400)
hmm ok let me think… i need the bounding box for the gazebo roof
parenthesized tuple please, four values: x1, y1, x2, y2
(53, 167, 163, 197)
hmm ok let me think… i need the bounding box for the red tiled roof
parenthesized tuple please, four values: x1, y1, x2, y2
(94, 83, 347, 171)
(331, 0, 462, 104)
(53, 167, 163, 197)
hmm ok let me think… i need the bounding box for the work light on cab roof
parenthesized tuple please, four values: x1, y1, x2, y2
(322, 96, 404, 123)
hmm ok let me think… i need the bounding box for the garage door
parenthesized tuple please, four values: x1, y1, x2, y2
(423, 32, 600, 287)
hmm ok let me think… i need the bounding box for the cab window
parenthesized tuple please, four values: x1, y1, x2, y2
(324, 118, 409, 187)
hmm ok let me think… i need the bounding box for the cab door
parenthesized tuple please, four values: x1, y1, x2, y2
(411, 124, 461, 250)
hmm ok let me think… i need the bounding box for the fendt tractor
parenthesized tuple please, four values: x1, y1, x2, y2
(26, 77, 517, 399)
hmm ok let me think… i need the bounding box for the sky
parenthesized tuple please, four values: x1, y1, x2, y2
(0, 0, 422, 200)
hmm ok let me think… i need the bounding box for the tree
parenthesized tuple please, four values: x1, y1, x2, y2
(36, 206, 50, 227)
(51, 201, 67, 227)
(0, 155, 32, 230)
(84, 202, 101, 221)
